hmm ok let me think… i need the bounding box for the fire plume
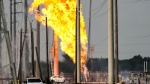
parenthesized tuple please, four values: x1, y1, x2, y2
(29, 0, 88, 64)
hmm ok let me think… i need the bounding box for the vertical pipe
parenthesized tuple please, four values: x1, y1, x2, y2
(114, 0, 119, 83)
(76, 0, 81, 83)
(54, 31, 59, 76)
(108, 0, 114, 84)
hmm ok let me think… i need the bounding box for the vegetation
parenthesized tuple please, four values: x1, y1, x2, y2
(31, 54, 150, 78)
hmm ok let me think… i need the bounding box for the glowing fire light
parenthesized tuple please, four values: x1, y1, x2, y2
(29, 0, 88, 64)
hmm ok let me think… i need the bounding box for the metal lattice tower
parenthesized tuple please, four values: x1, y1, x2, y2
(0, 0, 17, 83)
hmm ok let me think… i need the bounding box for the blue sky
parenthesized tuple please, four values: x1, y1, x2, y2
(3, 0, 150, 62)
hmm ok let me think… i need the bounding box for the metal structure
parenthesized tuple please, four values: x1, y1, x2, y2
(0, 0, 17, 83)
(50, 46, 54, 76)
(53, 30, 59, 76)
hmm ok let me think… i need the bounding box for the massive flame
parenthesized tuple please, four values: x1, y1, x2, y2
(29, 0, 88, 64)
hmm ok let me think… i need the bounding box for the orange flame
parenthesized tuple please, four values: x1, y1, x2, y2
(29, 0, 88, 64)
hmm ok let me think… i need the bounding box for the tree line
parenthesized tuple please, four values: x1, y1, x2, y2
(32, 54, 150, 78)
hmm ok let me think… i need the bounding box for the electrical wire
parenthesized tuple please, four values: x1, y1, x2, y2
(123, 0, 141, 3)
(83, 0, 106, 12)
(118, 32, 150, 38)
(92, 1, 116, 19)
(90, 0, 107, 18)
(40, 44, 46, 50)
(83, 0, 107, 19)
(94, 36, 108, 46)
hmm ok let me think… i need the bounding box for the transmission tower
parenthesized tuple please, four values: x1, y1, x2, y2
(0, 0, 17, 83)
(11, 0, 23, 76)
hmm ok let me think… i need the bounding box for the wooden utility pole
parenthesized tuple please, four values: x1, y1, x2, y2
(30, 22, 35, 77)
(36, 6, 40, 77)
(13, 0, 17, 72)
(88, 0, 92, 59)
(88, 1, 93, 78)
(114, 0, 119, 83)
(19, 29, 23, 83)
(35, 47, 42, 80)
(24, 0, 29, 78)
(0, 7, 2, 78)
(46, 17, 49, 84)
(90, 45, 94, 72)
(108, 0, 114, 84)
(10, 0, 12, 40)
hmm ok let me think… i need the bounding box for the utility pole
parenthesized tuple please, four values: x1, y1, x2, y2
(13, 0, 17, 74)
(0, 7, 2, 78)
(23, 0, 29, 78)
(144, 61, 147, 84)
(46, 17, 49, 83)
(35, 47, 42, 80)
(76, 0, 81, 83)
(19, 29, 22, 84)
(114, 0, 119, 83)
(36, 6, 40, 77)
(30, 22, 35, 77)
(10, 0, 12, 40)
(88, 0, 92, 76)
(108, 0, 114, 84)
(90, 45, 94, 72)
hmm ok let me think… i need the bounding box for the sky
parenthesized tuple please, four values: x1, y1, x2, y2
(2, 0, 150, 62)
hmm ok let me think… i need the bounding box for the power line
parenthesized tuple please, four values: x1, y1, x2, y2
(118, 33, 150, 38)
(90, 0, 107, 17)
(93, 1, 116, 19)
(122, 0, 141, 3)
(83, 0, 107, 12)
(94, 36, 108, 46)
(83, 0, 107, 19)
